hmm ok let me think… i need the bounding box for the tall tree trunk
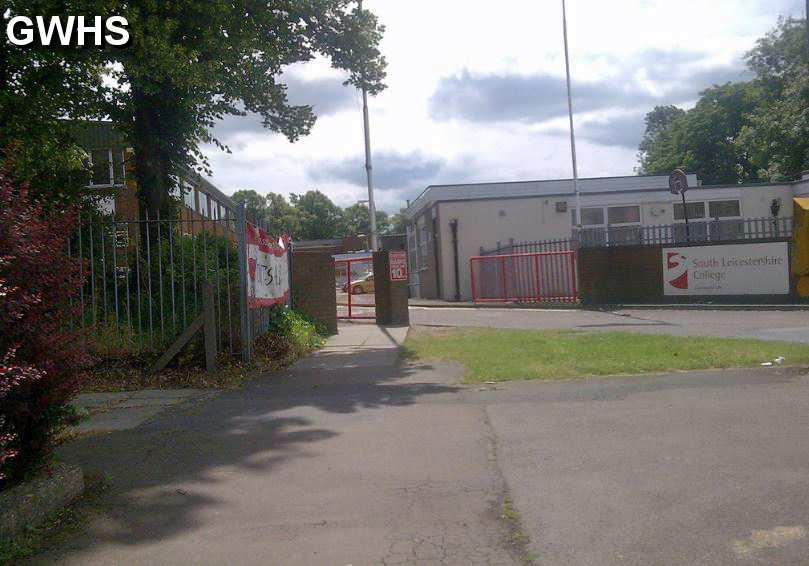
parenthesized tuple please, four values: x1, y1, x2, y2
(132, 86, 173, 221)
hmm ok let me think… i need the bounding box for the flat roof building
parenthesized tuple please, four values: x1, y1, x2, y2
(404, 173, 809, 301)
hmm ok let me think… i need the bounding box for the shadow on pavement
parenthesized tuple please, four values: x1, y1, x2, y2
(47, 340, 459, 558)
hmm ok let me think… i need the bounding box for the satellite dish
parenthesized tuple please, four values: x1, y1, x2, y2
(669, 169, 688, 195)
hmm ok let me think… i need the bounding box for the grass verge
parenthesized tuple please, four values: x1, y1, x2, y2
(402, 328, 809, 383)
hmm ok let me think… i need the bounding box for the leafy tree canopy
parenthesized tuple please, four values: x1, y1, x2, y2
(232, 189, 404, 240)
(637, 17, 808, 184)
(343, 202, 390, 236)
(1, 1, 387, 217)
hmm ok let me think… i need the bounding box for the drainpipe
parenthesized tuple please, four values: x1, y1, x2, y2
(450, 219, 461, 302)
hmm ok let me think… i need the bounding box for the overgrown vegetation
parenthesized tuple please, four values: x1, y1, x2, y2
(253, 307, 325, 371)
(0, 173, 89, 489)
(403, 328, 809, 383)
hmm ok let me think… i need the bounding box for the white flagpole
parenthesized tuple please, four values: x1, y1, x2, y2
(562, 0, 582, 231)
(358, 0, 378, 251)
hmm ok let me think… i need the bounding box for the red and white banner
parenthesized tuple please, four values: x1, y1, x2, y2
(246, 224, 290, 308)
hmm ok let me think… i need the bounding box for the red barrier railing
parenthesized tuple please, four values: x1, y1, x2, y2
(470, 251, 578, 303)
(335, 256, 376, 319)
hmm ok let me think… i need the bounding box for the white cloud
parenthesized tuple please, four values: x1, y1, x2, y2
(200, 0, 802, 212)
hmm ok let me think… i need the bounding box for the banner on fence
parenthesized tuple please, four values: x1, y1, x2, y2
(246, 224, 290, 308)
(662, 242, 789, 296)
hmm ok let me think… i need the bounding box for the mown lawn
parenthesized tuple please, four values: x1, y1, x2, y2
(402, 328, 809, 383)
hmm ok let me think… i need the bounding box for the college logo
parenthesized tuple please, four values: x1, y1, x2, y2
(666, 252, 688, 289)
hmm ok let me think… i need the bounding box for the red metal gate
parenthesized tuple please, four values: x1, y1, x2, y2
(470, 251, 578, 303)
(335, 256, 376, 319)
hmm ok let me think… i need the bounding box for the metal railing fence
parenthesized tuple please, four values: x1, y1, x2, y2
(68, 212, 239, 360)
(479, 216, 792, 256)
(576, 216, 792, 248)
(470, 251, 578, 303)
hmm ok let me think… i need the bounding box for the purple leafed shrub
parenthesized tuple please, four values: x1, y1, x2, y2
(0, 172, 90, 489)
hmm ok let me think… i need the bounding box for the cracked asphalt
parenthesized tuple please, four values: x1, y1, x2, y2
(39, 312, 809, 565)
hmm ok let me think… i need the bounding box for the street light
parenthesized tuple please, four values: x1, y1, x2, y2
(561, 0, 582, 232)
(358, 0, 378, 252)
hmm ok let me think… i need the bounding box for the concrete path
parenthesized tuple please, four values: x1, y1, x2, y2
(410, 306, 809, 343)
(42, 323, 519, 565)
(71, 389, 212, 434)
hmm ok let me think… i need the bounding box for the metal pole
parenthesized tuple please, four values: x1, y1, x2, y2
(236, 201, 251, 364)
(562, 0, 582, 231)
(681, 191, 690, 240)
(358, 0, 378, 251)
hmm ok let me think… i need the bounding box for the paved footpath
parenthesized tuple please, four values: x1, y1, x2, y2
(41, 323, 519, 565)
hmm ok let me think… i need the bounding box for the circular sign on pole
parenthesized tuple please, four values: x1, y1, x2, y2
(669, 169, 689, 195)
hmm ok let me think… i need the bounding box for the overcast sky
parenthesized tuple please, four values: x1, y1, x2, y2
(202, 0, 806, 213)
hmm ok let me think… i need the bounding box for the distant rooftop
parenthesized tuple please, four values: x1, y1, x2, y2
(404, 173, 700, 219)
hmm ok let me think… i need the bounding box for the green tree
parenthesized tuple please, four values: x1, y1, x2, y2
(638, 83, 759, 184)
(102, 1, 387, 218)
(738, 17, 809, 180)
(232, 190, 269, 224)
(0, 0, 108, 208)
(265, 192, 300, 236)
(637, 105, 685, 162)
(637, 17, 808, 184)
(387, 212, 408, 235)
(343, 203, 390, 235)
(290, 190, 347, 240)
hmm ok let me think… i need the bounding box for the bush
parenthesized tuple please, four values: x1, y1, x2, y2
(252, 307, 324, 368)
(0, 173, 90, 489)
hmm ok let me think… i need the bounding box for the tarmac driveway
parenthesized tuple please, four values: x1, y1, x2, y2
(485, 367, 809, 565)
(39, 322, 809, 565)
(410, 306, 809, 343)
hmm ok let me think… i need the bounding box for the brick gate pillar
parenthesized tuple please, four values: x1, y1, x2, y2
(291, 251, 338, 335)
(373, 250, 410, 326)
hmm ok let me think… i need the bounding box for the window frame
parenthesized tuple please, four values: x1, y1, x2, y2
(88, 149, 114, 187)
(673, 201, 706, 221)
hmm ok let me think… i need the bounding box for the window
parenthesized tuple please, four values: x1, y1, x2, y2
(90, 149, 112, 185)
(607, 205, 640, 224)
(581, 207, 605, 226)
(709, 200, 741, 218)
(112, 150, 125, 184)
(200, 193, 211, 218)
(570, 207, 605, 226)
(673, 202, 706, 220)
(417, 223, 429, 270)
(182, 182, 196, 210)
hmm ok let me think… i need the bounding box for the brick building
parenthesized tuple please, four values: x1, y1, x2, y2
(69, 120, 236, 240)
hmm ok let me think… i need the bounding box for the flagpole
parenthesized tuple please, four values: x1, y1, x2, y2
(562, 0, 582, 231)
(358, 0, 378, 251)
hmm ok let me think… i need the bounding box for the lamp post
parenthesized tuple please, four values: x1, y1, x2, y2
(358, 0, 378, 251)
(562, 0, 582, 232)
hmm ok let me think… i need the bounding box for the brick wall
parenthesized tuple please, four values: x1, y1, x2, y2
(373, 251, 410, 326)
(578, 245, 663, 304)
(291, 252, 338, 335)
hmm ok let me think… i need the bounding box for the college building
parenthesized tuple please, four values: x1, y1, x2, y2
(404, 173, 809, 301)
(69, 120, 236, 238)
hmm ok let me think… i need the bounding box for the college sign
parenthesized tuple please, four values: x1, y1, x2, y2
(246, 225, 290, 308)
(662, 242, 789, 296)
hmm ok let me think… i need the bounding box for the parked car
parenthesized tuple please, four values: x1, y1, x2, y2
(343, 273, 374, 295)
